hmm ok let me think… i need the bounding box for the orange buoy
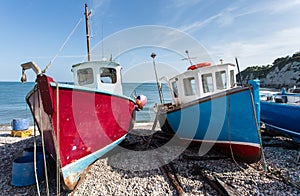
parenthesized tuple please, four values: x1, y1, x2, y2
(187, 62, 211, 70)
(136, 99, 143, 109)
(136, 94, 147, 109)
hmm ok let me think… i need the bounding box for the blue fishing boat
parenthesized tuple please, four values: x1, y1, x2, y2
(156, 59, 262, 163)
(260, 89, 300, 143)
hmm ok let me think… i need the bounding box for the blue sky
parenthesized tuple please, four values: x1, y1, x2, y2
(1, 0, 300, 82)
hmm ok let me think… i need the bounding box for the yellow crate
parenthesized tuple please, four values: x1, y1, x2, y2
(11, 129, 32, 138)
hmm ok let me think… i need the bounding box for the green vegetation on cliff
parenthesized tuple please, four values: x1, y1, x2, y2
(239, 51, 300, 88)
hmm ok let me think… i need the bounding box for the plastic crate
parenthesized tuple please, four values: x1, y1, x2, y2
(11, 129, 32, 138)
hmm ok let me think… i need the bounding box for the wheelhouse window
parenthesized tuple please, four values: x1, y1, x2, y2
(215, 70, 227, 90)
(100, 68, 117, 84)
(183, 77, 196, 96)
(77, 68, 94, 85)
(202, 73, 214, 93)
(230, 70, 235, 87)
(171, 80, 178, 98)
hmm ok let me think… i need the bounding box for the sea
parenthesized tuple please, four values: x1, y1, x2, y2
(0, 82, 171, 128)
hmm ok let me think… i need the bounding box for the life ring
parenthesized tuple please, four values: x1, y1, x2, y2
(187, 62, 211, 70)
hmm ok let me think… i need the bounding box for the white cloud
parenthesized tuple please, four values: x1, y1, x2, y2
(179, 13, 221, 33)
(216, 11, 235, 27)
(92, 0, 111, 10)
(178, 3, 239, 33)
(168, 0, 202, 9)
(178, 1, 300, 34)
(234, 0, 300, 17)
(269, 0, 300, 13)
(162, 0, 204, 27)
(174, 1, 300, 70)
(90, 0, 111, 16)
(208, 27, 300, 69)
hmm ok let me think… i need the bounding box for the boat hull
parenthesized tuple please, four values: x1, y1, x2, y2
(26, 75, 136, 190)
(261, 101, 300, 142)
(159, 86, 262, 163)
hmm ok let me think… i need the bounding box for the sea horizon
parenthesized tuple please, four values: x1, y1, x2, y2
(0, 81, 170, 126)
(0, 81, 282, 127)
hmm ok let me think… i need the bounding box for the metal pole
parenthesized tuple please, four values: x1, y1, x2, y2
(185, 50, 193, 66)
(151, 53, 163, 104)
(235, 57, 243, 87)
(85, 4, 91, 61)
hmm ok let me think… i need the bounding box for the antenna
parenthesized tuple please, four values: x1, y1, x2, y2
(184, 50, 194, 66)
(102, 24, 104, 58)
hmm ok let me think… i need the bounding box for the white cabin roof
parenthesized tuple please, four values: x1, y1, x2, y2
(71, 60, 123, 95)
(168, 63, 237, 105)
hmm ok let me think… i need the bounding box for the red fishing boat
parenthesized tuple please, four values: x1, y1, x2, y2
(20, 4, 144, 190)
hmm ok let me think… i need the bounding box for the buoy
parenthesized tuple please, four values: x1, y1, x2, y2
(23, 146, 44, 156)
(136, 94, 147, 109)
(187, 62, 211, 70)
(11, 154, 45, 186)
(11, 118, 29, 130)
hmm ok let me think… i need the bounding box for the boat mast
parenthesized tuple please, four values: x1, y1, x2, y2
(235, 57, 244, 87)
(85, 4, 91, 61)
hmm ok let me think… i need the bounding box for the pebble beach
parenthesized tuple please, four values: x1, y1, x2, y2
(0, 123, 299, 195)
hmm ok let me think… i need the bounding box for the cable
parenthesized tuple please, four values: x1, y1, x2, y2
(42, 17, 83, 74)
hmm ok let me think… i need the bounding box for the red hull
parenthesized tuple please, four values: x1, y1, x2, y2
(27, 75, 136, 189)
(180, 139, 261, 163)
(214, 142, 261, 163)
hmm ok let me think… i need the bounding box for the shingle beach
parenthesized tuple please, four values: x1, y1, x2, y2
(0, 123, 299, 195)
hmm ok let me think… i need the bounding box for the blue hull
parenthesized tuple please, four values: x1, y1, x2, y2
(261, 101, 300, 142)
(159, 85, 262, 162)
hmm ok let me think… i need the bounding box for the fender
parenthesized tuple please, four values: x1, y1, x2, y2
(37, 75, 54, 115)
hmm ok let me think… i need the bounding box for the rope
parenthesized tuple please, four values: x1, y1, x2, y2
(56, 82, 61, 195)
(42, 17, 83, 74)
(228, 87, 299, 192)
(45, 83, 62, 194)
(226, 94, 263, 195)
(38, 89, 50, 196)
(33, 86, 41, 196)
(266, 166, 300, 190)
(227, 95, 245, 171)
(249, 87, 267, 172)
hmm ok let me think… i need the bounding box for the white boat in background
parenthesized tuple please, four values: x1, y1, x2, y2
(260, 89, 278, 101)
(288, 86, 300, 94)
